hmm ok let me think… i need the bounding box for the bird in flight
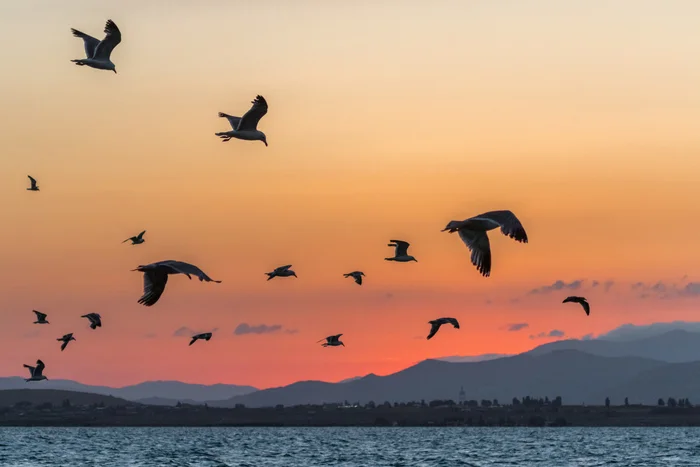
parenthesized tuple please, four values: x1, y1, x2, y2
(71, 19, 122, 73)
(266, 265, 297, 280)
(318, 334, 344, 347)
(23, 360, 47, 382)
(562, 296, 590, 316)
(427, 317, 460, 340)
(385, 240, 417, 262)
(343, 271, 365, 285)
(27, 176, 39, 191)
(123, 230, 146, 245)
(81, 313, 102, 329)
(32, 310, 49, 324)
(442, 210, 528, 277)
(133, 260, 221, 306)
(216, 95, 268, 146)
(57, 333, 76, 351)
(189, 332, 213, 346)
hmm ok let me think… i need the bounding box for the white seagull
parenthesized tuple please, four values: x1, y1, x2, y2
(133, 260, 222, 307)
(442, 210, 528, 277)
(427, 317, 460, 340)
(32, 310, 49, 324)
(81, 313, 102, 329)
(71, 19, 122, 73)
(123, 230, 146, 245)
(215, 95, 268, 146)
(189, 332, 213, 346)
(563, 296, 590, 316)
(27, 176, 39, 191)
(318, 334, 344, 347)
(266, 265, 297, 280)
(343, 271, 365, 285)
(57, 333, 76, 351)
(385, 240, 417, 262)
(24, 360, 47, 382)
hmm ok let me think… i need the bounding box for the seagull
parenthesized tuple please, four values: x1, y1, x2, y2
(385, 240, 417, 262)
(123, 230, 146, 245)
(318, 334, 344, 347)
(27, 176, 39, 191)
(266, 265, 297, 280)
(343, 271, 365, 285)
(57, 333, 76, 351)
(442, 210, 528, 277)
(133, 260, 222, 307)
(189, 332, 213, 346)
(32, 310, 49, 324)
(81, 313, 102, 329)
(563, 296, 590, 316)
(215, 95, 268, 146)
(71, 19, 121, 73)
(427, 317, 460, 340)
(23, 360, 47, 382)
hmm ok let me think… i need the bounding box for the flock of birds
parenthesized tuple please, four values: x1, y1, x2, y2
(20, 19, 593, 382)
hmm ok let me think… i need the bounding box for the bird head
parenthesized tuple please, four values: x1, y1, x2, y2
(292, 272, 298, 278)
(109, 63, 117, 73)
(132, 265, 149, 272)
(409, 256, 418, 262)
(340, 342, 345, 346)
(261, 133, 268, 147)
(441, 220, 462, 233)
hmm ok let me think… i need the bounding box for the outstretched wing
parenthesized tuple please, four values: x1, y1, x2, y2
(457, 230, 492, 277)
(237, 95, 268, 131)
(136, 230, 146, 240)
(275, 265, 292, 273)
(472, 210, 528, 243)
(28, 176, 37, 188)
(427, 322, 441, 340)
(389, 240, 410, 257)
(34, 360, 45, 377)
(446, 318, 460, 329)
(93, 19, 122, 60)
(163, 261, 221, 283)
(138, 269, 169, 306)
(218, 112, 242, 130)
(354, 275, 362, 285)
(580, 300, 590, 316)
(33, 310, 46, 320)
(24, 364, 36, 376)
(330, 334, 343, 342)
(71, 28, 100, 58)
(189, 336, 198, 346)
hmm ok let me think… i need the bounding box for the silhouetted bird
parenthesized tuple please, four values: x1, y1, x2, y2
(563, 296, 590, 315)
(318, 334, 344, 347)
(23, 360, 47, 382)
(123, 230, 146, 245)
(189, 332, 213, 346)
(32, 310, 49, 324)
(266, 265, 297, 280)
(442, 210, 528, 277)
(343, 271, 365, 285)
(133, 260, 221, 306)
(27, 175, 39, 191)
(385, 240, 417, 262)
(71, 19, 121, 73)
(57, 333, 76, 351)
(427, 317, 460, 340)
(216, 95, 268, 146)
(81, 313, 102, 329)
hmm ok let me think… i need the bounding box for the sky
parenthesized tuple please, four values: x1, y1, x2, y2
(2, 0, 700, 389)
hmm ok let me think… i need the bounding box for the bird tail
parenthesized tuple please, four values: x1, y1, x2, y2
(71, 59, 86, 66)
(266, 273, 274, 281)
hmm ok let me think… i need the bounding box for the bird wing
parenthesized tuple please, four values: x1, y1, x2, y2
(458, 230, 492, 277)
(471, 210, 528, 243)
(204, 333, 212, 340)
(446, 318, 460, 328)
(136, 230, 146, 240)
(330, 334, 343, 342)
(28, 176, 37, 188)
(581, 301, 590, 315)
(355, 275, 362, 285)
(275, 265, 292, 273)
(34, 361, 45, 377)
(163, 261, 221, 283)
(138, 269, 169, 306)
(93, 20, 122, 60)
(427, 322, 441, 340)
(562, 296, 578, 303)
(237, 95, 268, 131)
(189, 336, 198, 346)
(390, 240, 410, 257)
(33, 310, 46, 320)
(71, 28, 100, 58)
(218, 112, 242, 130)
(64, 333, 73, 339)
(61, 341, 68, 351)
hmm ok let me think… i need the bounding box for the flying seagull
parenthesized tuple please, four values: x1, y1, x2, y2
(133, 260, 221, 307)
(318, 334, 344, 347)
(23, 360, 47, 382)
(215, 95, 268, 146)
(563, 296, 590, 316)
(32, 310, 49, 324)
(427, 317, 460, 340)
(266, 265, 297, 280)
(27, 176, 39, 191)
(71, 19, 121, 73)
(442, 210, 528, 277)
(123, 230, 146, 245)
(343, 271, 365, 285)
(385, 240, 417, 262)
(57, 333, 76, 351)
(81, 313, 102, 329)
(189, 332, 213, 346)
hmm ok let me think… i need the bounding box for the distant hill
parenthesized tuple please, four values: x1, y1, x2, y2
(0, 389, 135, 407)
(438, 353, 512, 363)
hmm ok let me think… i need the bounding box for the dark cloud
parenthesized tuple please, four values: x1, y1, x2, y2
(529, 280, 583, 295)
(506, 323, 529, 332)
(681, 282, 700, 296)
(234, 323, 283, 335)
(591, 280, 615, 292)
(630, 280, 700, 299)
(529, 329, 566, 339)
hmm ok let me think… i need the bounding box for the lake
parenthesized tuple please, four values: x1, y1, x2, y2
(1, 427, 699, 466)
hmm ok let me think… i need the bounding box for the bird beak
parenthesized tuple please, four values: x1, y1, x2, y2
(263, 140, 268, 147)
(113, 69, 117, 74)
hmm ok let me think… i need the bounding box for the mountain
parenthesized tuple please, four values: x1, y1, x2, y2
(0, 389, 135, 407)
(0, 378, 257, 404)
(208, 350, 668, 407)
(595, 321, 700, 341)
(438, 353, 512, 363)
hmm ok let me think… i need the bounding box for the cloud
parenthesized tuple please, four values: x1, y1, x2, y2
(630, 280, 700, 299)
(580, 333, 594, 340)
(173, 326, 218, 337)
(529, 280, 583, 294)
(591, 280, 615, 292)
(234, 323, 283, 335)
(505, 323, 529, 332)
(595, 321, 700, 341)
(285, 329, 299, 335)
(530, 329, 566, 339)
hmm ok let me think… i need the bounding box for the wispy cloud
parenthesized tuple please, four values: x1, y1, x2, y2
(505, 322, 529, 332)
(173, 326, 218, 337)
(529, 280, 583, 295)
(529, 329, 565, 339)
(591, 280, 615, 292)
(234, 323, 286, 335)
(630, 280, 700, 300)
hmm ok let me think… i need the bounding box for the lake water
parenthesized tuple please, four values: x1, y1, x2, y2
(1, 427, 699, 466)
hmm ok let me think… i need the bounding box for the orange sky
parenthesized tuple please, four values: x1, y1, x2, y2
(2, 0, 700, 389)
